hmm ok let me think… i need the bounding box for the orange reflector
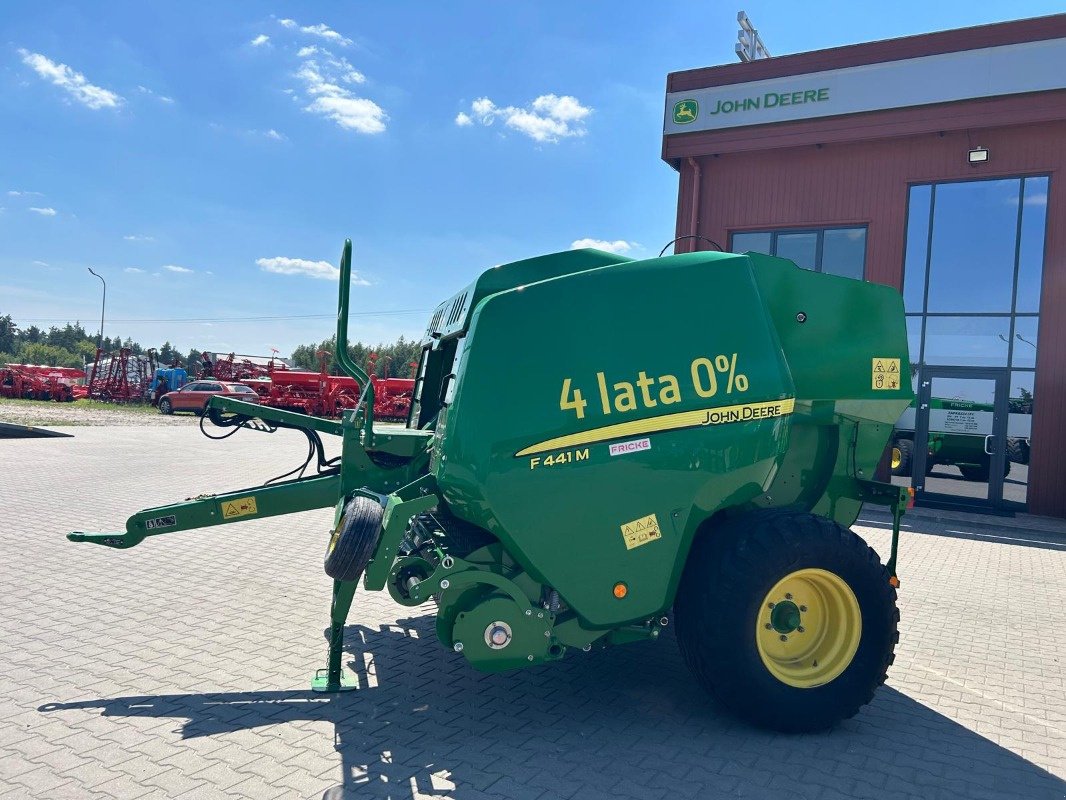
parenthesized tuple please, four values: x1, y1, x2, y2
(613, 582, 628, 599)
(888, 576, 900, 588)
(906, 487, 916, 509)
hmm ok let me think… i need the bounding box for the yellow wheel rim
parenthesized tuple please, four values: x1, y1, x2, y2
(327, 526, 341, 556)
(755, 568, 861, 688)
(890, 447, 902, 470)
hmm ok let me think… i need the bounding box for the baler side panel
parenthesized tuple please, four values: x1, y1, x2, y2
(748, 254, 914, 526)
(435, 252, 796, 628)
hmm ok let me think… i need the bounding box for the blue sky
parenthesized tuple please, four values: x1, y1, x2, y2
(1, 1, 1060, 356)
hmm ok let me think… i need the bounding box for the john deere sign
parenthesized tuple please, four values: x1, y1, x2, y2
(665, 37, 1066, 134)
(672, 99, 698, 124)
(711, 88, 829, 116)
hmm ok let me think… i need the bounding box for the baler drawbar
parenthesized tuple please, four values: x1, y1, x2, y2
(70, 239, 913, 732)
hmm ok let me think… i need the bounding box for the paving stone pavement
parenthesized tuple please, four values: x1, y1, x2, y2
(1, 425, 1064, 800)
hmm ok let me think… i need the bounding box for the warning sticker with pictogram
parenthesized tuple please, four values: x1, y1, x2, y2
(871, 358, 901, 391)
(620, 513, 662, 551)
(221, 496, 258, 519)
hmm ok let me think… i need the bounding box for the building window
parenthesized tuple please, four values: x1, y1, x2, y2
(730, 226, 867, 280)
(901, 174, 1048, 510)
(902, 175, 1048, 371)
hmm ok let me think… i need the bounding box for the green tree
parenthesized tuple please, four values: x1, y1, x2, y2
(18, 342, 80, 367)
(0, 315, 17, 354)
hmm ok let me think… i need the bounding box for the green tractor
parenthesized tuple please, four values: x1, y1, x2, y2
(890, 397, 1015, 482)
(71, 242, 913, 732)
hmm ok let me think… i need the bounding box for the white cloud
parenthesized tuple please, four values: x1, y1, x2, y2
(471, 97, 496, 118)
(263, 128, 286, 141)
(251, 34, 270, 47)
(278, 17, 352, 46)
(124, 267, 145, 274)
(532, 94, 591, 122)
(305, 95, 385, 133)
(295, 52, 384, 133)
(458, 94, 592, 143)
(297, 46, 317, 58)
(124, 234, 155, 242)
(18, 49, 123, 110)
(137, 85, 174, 104)
(256, 256, 371, 282)
(570, 238, 637, 254)
(1025, 192, 1048, 206)
(33, 260, 49, 267)
(8, 190, 43, 197)
(29, 207, 57, 216)
(162, 264, 193, 273)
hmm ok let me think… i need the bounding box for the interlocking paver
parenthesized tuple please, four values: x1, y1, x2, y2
(0, 425, 1064, 799)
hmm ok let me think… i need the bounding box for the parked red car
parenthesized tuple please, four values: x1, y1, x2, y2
(158, 381, 260, 415)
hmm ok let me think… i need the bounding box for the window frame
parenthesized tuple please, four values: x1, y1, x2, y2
(901, 173, 1050, 372)
(729, 225, 869, 279)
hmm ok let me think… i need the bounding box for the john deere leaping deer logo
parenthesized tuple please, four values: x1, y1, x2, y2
(673, 99, 698, 124)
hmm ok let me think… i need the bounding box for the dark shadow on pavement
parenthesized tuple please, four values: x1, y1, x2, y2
(41, 614, 1066, 800)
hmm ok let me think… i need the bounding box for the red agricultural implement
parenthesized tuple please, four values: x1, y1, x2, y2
(254, 351, 359, 417)
(365, 354, 415, 422)
(0, 364, 85, 402)
(87, 348, 155, 403)
(208, 349, 415, 421)
(200, 352, 277, 383)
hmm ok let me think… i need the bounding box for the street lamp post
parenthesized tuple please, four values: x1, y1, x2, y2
(87, 267, 106, 349)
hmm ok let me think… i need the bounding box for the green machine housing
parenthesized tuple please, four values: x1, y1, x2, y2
(70, 241, 912, 698)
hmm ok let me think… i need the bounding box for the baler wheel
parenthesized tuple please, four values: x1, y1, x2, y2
(674, 509, 898, 732)
(159, 399, 172, 415)
(324, 496, 384, 582)
(890, 439, 913, 477)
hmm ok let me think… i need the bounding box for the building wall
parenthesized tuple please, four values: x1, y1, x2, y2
(674, 121, 1065, 516)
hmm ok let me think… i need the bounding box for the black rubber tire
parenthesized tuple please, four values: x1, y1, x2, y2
(890, 439, 913, 477)
(674, 508, 899, 733)
(1007, 439, 1029, 465)
(324, 496, 384, 582)
(158, 398, 172, 415)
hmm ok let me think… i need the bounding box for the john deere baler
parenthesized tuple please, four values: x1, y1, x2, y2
(71, 241, 913, 732)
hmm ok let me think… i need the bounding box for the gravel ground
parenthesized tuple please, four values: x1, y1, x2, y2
(0, 398, 197, 427)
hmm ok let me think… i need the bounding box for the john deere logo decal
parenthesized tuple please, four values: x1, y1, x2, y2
(673, 99, 698, 124)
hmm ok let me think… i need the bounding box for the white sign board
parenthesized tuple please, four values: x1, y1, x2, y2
(665, 37, 1066, 134)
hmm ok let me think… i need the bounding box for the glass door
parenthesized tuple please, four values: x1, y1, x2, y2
(912, 369, 1009, 509)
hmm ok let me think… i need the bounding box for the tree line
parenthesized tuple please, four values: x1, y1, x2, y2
(0, 313, 421, 379)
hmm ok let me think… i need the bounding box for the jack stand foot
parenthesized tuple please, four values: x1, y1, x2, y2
(312, 578, 360, 693)
(311, 668, 359, 692)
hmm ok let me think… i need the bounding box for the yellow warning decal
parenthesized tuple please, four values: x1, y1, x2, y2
(222, 496, 258, 519)
(871, 358, 901, 391)
(621, 514, 662, 551)
(515, 398, 795, 457)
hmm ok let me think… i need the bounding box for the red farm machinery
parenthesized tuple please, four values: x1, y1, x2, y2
(0, 364, 85, 402)
(86, 348, 157, 403)
(198, 350, 415, 422)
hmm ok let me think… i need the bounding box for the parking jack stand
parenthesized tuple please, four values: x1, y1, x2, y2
(311, 579, 360, 692)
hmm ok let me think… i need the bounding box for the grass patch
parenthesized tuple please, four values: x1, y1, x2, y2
(71, 399, 158, 414)
(0, 397, 158, 413)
